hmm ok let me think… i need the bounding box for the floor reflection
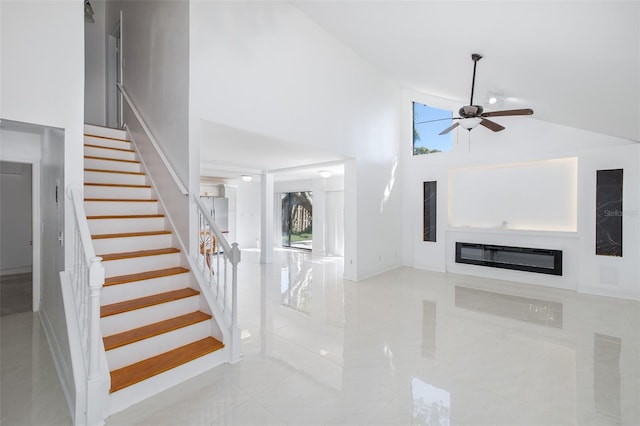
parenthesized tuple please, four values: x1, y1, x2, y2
(422, 301, 437, 359)
(411, 377, 450, 426)
(258, 249, 345, 391)
(594, 333, 622, 425)
(455, 286, 563, 328)
(280, 260, 313, 314)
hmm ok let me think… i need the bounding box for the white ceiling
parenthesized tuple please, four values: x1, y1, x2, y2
(200, 120, 348, 182)
(293, 0, 639, 142)
(201, 1, 639, 183)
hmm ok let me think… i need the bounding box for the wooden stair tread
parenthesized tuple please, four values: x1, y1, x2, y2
(109, 337, 224, 393)
(101, 287, 199, 317)
(99, 247, 180, 261)
(103, 311, 212, 351)
(84, 143, 135, 153)
(87, 214, 165, 220)
(84, 155, 140, 164)
(84, 133, 130, 143)
(84, 198, 157, 202)
(92, 230, 171, 240)
(105, 266, 190, 286)
(84, 168, 145, 176)
(85, 182, 151, 188)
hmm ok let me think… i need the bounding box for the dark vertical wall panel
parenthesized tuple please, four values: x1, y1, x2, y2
(423, 181, 437, 242)
(596, 169, 623, 256)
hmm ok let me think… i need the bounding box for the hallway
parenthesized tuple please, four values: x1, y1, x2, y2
(1, 249, 639, 425)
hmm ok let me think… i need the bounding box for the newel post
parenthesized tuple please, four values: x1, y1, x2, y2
(87, 257, 104, 378)
(229, 243, 242, 363)
(86, 256, 105, 425)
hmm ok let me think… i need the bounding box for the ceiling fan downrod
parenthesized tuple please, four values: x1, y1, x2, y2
(469, 53, 482, 106)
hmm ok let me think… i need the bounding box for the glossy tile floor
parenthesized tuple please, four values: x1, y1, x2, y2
(3, 249, 640, 425)
(0, 311, 72, 425)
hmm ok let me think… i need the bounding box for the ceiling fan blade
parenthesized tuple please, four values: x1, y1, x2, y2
(415, 117, 459, 125)
(479, 119, 505, 132)
(439, 122, 460, 135)
(481, 108, 534, 117)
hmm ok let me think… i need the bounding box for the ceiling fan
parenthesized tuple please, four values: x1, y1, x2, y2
(421, 53, 534, 135)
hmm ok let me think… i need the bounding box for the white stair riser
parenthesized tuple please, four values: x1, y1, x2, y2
(84, 185, 152, 200)
(101, 295, 200, 336)
(93, 233, 172, 254)
(105, 320, 212, 370)
(84, 136, 131, 150)
(84, 145, 136, 161)
(101, 253, 182, 278)
(85, 125, 128, 141)
(84, 170, 147, 186)
(85, 200, 158, 216)
(107, 348, 227, 415)
(85, 157, 141, 173)
(88, 217, 166, 234)
(101, 273, 192, 305)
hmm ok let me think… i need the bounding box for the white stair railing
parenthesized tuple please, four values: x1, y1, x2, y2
(66, 184, 108, 426)
(194, 195, 242, 362)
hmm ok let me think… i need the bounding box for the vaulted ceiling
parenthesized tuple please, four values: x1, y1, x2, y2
(201, 1, 639, 182)
(293, 1, 639, 142)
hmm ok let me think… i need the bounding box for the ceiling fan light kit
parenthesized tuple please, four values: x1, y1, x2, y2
(421, 53, 534, 135)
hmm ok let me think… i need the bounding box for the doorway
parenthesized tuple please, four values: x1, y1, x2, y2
(106, 15, 122, 128)
(281, 191, 313, 250)
(0, 161, 33, 315)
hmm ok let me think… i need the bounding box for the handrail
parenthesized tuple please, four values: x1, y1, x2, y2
(193, 194, 242, 362)
(117, 83, 189, 196)
(66, 184, 107, 425)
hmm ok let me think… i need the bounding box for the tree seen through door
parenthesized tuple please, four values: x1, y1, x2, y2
(281, 191, 312, 250)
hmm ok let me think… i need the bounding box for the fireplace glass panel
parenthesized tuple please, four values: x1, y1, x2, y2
(456, 243, 562, 276)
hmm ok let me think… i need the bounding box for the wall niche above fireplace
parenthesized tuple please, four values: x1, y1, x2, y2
(455, 242, 563, 276)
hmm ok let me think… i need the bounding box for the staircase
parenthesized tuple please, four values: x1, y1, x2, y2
(83, 125, 226, 413)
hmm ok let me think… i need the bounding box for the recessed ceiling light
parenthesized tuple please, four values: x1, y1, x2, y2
(319, 170, 332, 178)
(241, 175, 253, 182)
(488, 97, 497, 104)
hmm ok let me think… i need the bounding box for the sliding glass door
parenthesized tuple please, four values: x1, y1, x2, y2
(281, 191, 312, 250)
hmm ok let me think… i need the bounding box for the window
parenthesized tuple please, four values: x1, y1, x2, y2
(413, 102, 453, 155)
(281, 191, 313, 250)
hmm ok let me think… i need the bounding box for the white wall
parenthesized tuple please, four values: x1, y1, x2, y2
(105, 0, 191, 249)
(40, 127, 67, 336)
(190, 1, 402, 280)
(448, 157, 578, 232)
(402, 90, 640, 300)
(1, 1, 85, 419)
(1, 0, 85, 267)
(235, 179, 262, 249)
(106, 0, 190, 186)
(84, 0, 106, 126)
(0, 161, 32, 275)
